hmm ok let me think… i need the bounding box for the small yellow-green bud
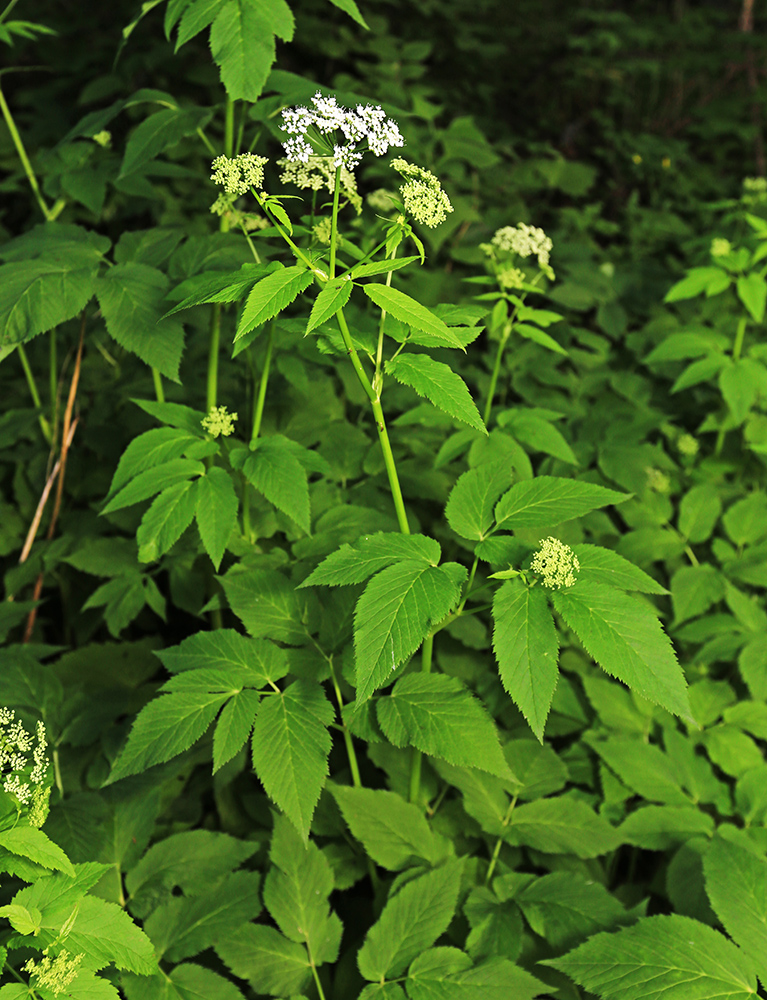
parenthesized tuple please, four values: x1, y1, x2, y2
(91, 131, 111, 147)
(24, 949, 84, 996)
(531, 537, 580, 589)
(645, 467, 671, 493)
(677, 433, 699, 457)
(201, 406, 237, 438)
(211, 153, 268, 196)
(390, 158, 453, 228)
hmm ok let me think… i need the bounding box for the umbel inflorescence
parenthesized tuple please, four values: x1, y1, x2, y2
(0, 708, 50, 826)
(481, 222, 555, 285)
(390, 158, 453, 228)
(531, 537, 580, 589)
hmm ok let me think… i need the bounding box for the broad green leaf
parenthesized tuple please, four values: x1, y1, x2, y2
(210, 0, 294, 102)
(386, 354, 486, 434)
(671, 353, 728, 393)
(545, 913, 757, 1000)
(357, 860, 464, 980)
(106, 428, 201, 501)
(235, 265, 313, 340)
(143, 870, 262, 962)
(306, 276, 353, 333)
(723, 492, 767, 546)
(164, 262, 269, 316)
(552, 582, 692, 722)
(433, 761, 513, 836)
(704, 833, 767, 981)
(644, 331, 722, 364)
(737, 273, 767, 322)
(720, 358, 767, 425)
(349, 256, 419, 278)
(220, 567, 314, 645)
(174, 0, 223, 49)
(131, 398, 208, 435)
(213, 688, 260, 772)
(81, 574, 148, 637)
(407, 948, 547, 1000)
(363, 284, 464, 349)
(500, 411, 577, 464)
(670, 564, 725, 626)
(514, 322, 568, 355)
(354, 562, 460, 701)
(59, 895, 157, 974)
(106, 689, 230, 783)
(96, 263, 186, 382)
(216, 924, 310, 996)
(618, 805, 714, 849)
(324, 0, 368, 29)
(492, 581, 559, 741)
(329, 785, 447, 870)
(515, 872, 626, 950)
(120, 105, 212, 178)
(301, 533, 440, 588)
(506, 794, 619, 857)
(445, 462, 513, 541)
(240, 436, 310, 533)
(664, 267, 728, 302)
(195, 466, 239, 569)
(0, 255, 98, 349)
(263, 814, 341, 965)
(587, 737, 689, 806)
(504, 740, 567, 800)
(0, 903, 41, 936)
(495, 477, 629, 531)
(376, 673, 513, 778)
(0, 828, 74, 877)
(123, 962, 246, 1000)
(251, 680, 334, 841)
(101, 458, 204, 515)
(573, 544, 668, 595)
(137, 479, 199, 563)
(156, 629, 288, 686)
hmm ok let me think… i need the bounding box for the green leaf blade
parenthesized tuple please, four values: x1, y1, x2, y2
(386, 354, 486, 433)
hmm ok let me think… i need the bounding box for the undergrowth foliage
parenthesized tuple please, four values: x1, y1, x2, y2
(2, 0, 767, 998)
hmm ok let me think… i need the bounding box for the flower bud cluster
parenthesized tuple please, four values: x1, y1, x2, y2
(281, 92, 404, 171)
(390, 158, 453, 228)
(490, 223, 553, 269)
(710, 237, 732, 258)
(24, 949, 84, 996)
(0, 709, 48, 806)
(201, 406, 237, 438)
(277, 156, 362, 214)
(211, 153, 268, 196)
(530, 537, 580, 589)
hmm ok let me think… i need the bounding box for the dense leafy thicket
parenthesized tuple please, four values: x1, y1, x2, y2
(2, 1, 767, 998)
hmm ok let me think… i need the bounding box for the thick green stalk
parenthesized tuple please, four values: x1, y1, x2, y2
(0, 85, 53, 221)
(17, 344, 51, 443)
(732, 314, 747, 362)
(483, 320, 511, 426)
(250, 324, 274, 445)
(329, 166, 342, 279)
(207, 304, 221, 413)
(151, 367, 165, 404)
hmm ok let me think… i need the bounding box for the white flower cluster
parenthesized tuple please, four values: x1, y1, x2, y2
(491, 223, 553, 269)
(24, 949, 84, 996)
(281, 92, 404, 171)
(390, 158, 453, 228)
(277, 156, 362, 214)
(531, 537, 580, 589)
(497, 266, 526, 290)
(211, 153, 268, 196)
(201, 405, 237, 438)
(0, 709, 49, 806)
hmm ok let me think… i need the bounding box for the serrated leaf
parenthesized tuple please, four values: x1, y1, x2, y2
(492, 580, 559, 741)
(137, 478, 199, 563)
(671, 353, 728, 393)
(195, 466, 239, 569)
(174, 0, 220, 49)
(494, 477, 629, 531)
(386, 354, 486, 433)
(0, 827, 75, 877)
(664, 267, 727, 302)
(102, 458, 204, 515)
(96, 263, 186, 381)
(106, 428, 201, 501)
(587, 737, 689, 806)
(306, 277, 353, 333)
(301, 533, 440, 588)
(376, 673, 512, 778)
(358, 860, 463, 981)
(573, 544, 668, 594)
(500, 411, 577, 464)
(119, 106, 212, 178)
(407, 948, 547, 1000)
(156, 629, 288, 686)
(216, 923, 310, 996)
(240, 436, 310, 532)
(251, 680, 334, 841)
(62, 895, 157, 973)
(617, 805, 714, 849)
(723, 492, 767, 546)
(213, 688, 260, 772)
(545, 913, 757, 1000)
(263, 813, 341, 965)
(514, 322, 568, 355)
(0, 256, 98, 350)
(123, 962, 247, 1000)
(363, 284, 464, 349)
(350, 256, 418, 278)
(515, 872, 626, 951)
(671, 564, 725, 626)
(235, 265, 313, 340)
(220, 567, 313, 645)
(354, 562, 459, 701)
(678, 484, 722, 543)
(737, 273, 767, 322)
(552, 582, 692, 722)
(325, 0, 368, 28)
(445, 462, 513, 541)
(210, 0, 294, 102)
(506, 795, 619, 857)
(164, 262, 269, 317)
(329, 785, 447, 870)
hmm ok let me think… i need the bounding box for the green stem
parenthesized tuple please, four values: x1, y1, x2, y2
(48, 329, 57, 414)
(409, 634, 433, 804)
(485, 794, 518, 884)
(309, 958, 327, 1000)
(151, 367, 165, 404)
(224, 95, 235, 158)
(250, 324, 273, 445)
(483, 320, 511, 426)
(733, 315, 747, 362)
(329, 165, 342, 279)
(375, 246, 397, 380)
(0, 85, 53, 221)
(370, 396, 410, 534)
(207, 304, 221, 413)
(253, 190, 317, 272)
(17, 344, 52, 443)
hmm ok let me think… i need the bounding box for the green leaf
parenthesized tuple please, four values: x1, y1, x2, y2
(407, 949, 547, 1000)
(324, 0, 368, 28)
(664, 267, 729, 302)
(235, 265, 313, 340)
(220, 567, 314, 645)
(137, 479, 199, 563)
(0, 252, 99, 349)
(213, 688, 260, 772)
(514, 322, 568, 356)
(737, 273, 767, 322)
(552, 582, 692, 722)
(156, 629, 288, 686)
(432, 761, 512, 837)
(119, 105, 212, 178)
(494, 477, 629, 531)
(251, 680, 334, 842)
(515, 871, 626, 951)
(106, 687, 230, 783)
(723, 492, 767, 546)
(195, 466, 239, 569)
(445, 462, 513, 541)
(240, 436, 310, 533)
(96, 263, 186, 382)
(210, 0, 294, 102)
(354, 562, 460, 701)
(216, 924, 310, 996)
(492, 581, 559, 741)
(329, 785, 447, 870)
(506, 795, 620, 857)
(306, 277, 353, 334)
(131, 398, 208, 435)
(0, 903, 41, 936)
(349, 257, 419, 278)
(587, 737, 689, 806)
(357, 860, 464, 981)
(301, 533, 440, 588)
(671, 353, 728, 393)
(704, 833, 767, 981)
(617, 805, 714, 849)
(106, 428, 202, 501)
(123, 963, 247, 1000)
(574, 544, 668, 594)
(102, 458, 205, 515)
(263, 813, 341, 965)
(363, 284, 464, 349)
(386, 354, 486, 434)
(164, 263, 269, 317)
(58, 895, 157, 974)
(720, 358, 767, 425)
(545, 914, 757, 1000)
(376, 673, 513, 778)
(0, 827, 75, 877)
(499, 410, 577, 464)
(670, 564, 725, 626)
(678, 484, 722, 543)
